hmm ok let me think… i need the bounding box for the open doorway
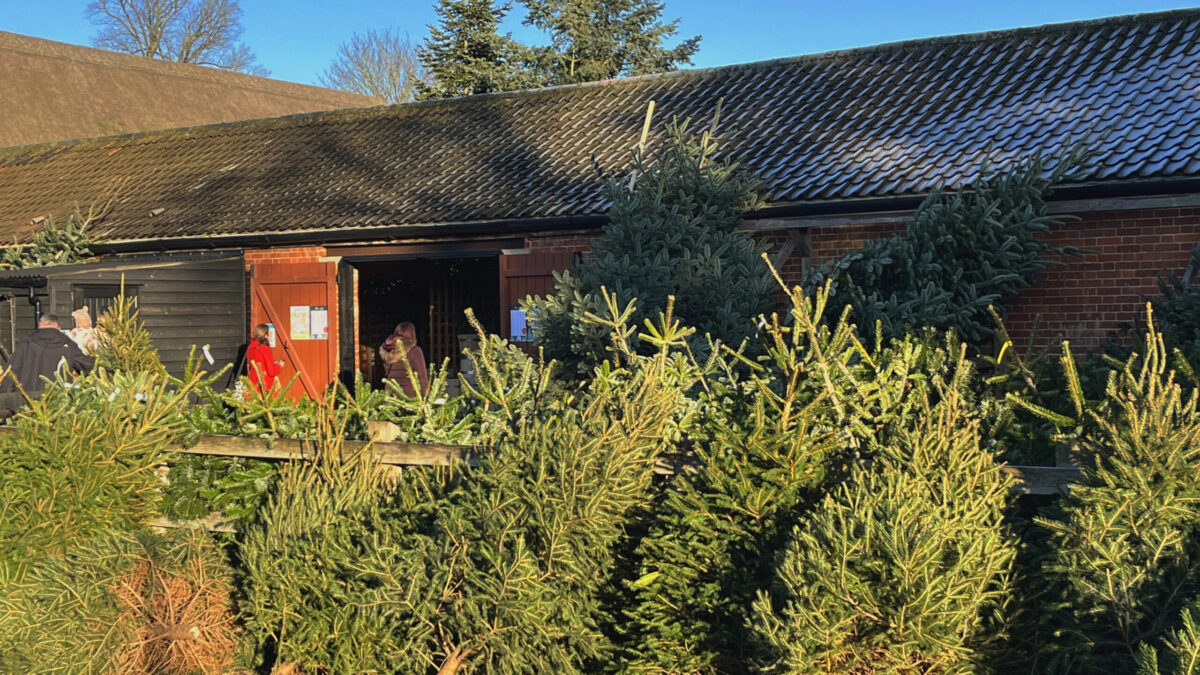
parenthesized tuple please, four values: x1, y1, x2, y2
(352, 255, 500, 386)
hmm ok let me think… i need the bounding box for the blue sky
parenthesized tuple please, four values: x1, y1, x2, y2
(4, 1, 1198, 86)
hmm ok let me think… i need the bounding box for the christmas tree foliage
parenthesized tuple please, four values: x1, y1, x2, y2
(242, 296, 699, 673)
(751, 380, 1017, 673)
(617, 282, 856, 673)
(805, 148, 1088, 348)
(0, 362, 213, 573)
(0, 529, 240, 675)
(618, 277, 1006, 673)
(96, 279, 167, 374)
(1034, 307, 1200, 672)
(527, 111, 774, 373)
(0, 185, 119, 270)
(1138, 604, 1200, 675)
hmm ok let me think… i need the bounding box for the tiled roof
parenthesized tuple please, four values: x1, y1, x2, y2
(1, 10, 1199, 249)
(0, 31, 378, 148)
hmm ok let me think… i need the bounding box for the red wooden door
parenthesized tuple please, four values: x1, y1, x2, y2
(499, 250, 575, 344)
(250, 261, 337, 400)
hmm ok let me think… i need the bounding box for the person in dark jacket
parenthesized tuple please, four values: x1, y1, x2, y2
(379, 322, 428, 398)
(2, 314, 95, 398)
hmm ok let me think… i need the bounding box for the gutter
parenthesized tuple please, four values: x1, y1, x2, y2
(91, 214, 610, 255)
(89, 177, 1200, 256)
(749, 177, 1200, 220)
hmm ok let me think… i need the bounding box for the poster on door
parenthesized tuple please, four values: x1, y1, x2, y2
(310, 306, 329, 340)
(289, 305, 328, 340)
(290, 305, 311, 340)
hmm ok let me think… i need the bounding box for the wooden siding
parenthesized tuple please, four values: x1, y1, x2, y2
(0, 254, 246, 383)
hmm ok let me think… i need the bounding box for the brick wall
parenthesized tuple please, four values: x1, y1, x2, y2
(243, 245, 328, 267)
(232, 206, 1200, 367)
(525, 233, 595, 254)
(758, 223, 904, 289)
(766, 208, 1200, 354)
(1005, 207, 1200, 353)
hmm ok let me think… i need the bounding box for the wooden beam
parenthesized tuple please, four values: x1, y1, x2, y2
(1000, 465, 1083, 495)
(177, 434, 478, 467)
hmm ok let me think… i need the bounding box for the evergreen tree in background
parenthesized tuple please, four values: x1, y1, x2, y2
(418, 0, 539, 99)
(805, 148, 1088, 349)
(522, 0, 700, 85)
(525, 111, 774, 373)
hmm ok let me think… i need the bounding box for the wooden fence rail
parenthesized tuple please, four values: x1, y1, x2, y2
(2, 424, 1085, 531)
(163, 432, 1083, 495)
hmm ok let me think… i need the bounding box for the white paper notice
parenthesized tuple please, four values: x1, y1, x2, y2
(310, 306, 329, 340)
(509, 308, 528, 342)
(290, 305, 311, 340)
(266, 323, 277, 348)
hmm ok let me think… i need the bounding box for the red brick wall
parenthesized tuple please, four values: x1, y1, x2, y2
(808, 222, 906, 269)
(1005, 207, 1200, 353)
(243, 245, 328, 267)
(231, 207, 1200, 367)
(766, 208, 1200, 354)
(525, 233, 595, 254)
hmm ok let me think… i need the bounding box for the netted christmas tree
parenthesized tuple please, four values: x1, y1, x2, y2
(750, 376, 1017, 673)
(0, 363, 214, 572)
(526, 110, 775, 374)
(805, 148, 1087, 348)
(0, 529, 241, 675)
(0, 184, 119, 270)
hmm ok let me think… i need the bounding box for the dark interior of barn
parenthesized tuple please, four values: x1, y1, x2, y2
(353, 255, 500, 386)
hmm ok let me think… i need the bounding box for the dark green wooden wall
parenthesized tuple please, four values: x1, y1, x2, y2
(0, 253, 245, 384)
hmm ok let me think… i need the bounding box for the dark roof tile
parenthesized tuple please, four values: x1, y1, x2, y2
(2, 10, 1199, 247)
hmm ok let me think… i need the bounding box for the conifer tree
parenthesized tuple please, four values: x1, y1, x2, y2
(617, 282, 985, 673)
(806, 149, 1087, 348)
(418, 0, 538, 99)
(0, 365, 211, 571)
(526, 112, 774, 373)
(242, 296, 699, 673)
(1138, 604, 1200, 675)
(750, 381, 1017, 673)
(521, 0, 700, 85)
(0, 530, 240, 674)
(1034, 308, 1200, 672)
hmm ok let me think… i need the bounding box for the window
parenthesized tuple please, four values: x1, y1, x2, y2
(73, 284, 137, 321)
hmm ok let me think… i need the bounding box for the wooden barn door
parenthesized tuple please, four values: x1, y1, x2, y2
(250, 261, 337, 399)
(499, 250, 575, 346)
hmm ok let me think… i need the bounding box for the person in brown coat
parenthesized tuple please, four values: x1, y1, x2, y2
(379, 322, 428, 397)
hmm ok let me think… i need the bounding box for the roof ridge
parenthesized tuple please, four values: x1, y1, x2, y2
(0, 30, 376, 105)
(409, 7, 1200, 104)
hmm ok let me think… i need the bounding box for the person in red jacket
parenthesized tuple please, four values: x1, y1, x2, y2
(245, 323, 283, 393)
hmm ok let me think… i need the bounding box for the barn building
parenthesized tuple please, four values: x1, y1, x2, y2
(0, 9, 1198, 395)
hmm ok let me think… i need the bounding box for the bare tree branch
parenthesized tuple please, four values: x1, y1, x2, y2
(321, 29, 428, 104)
(86, 0, 266, 75)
